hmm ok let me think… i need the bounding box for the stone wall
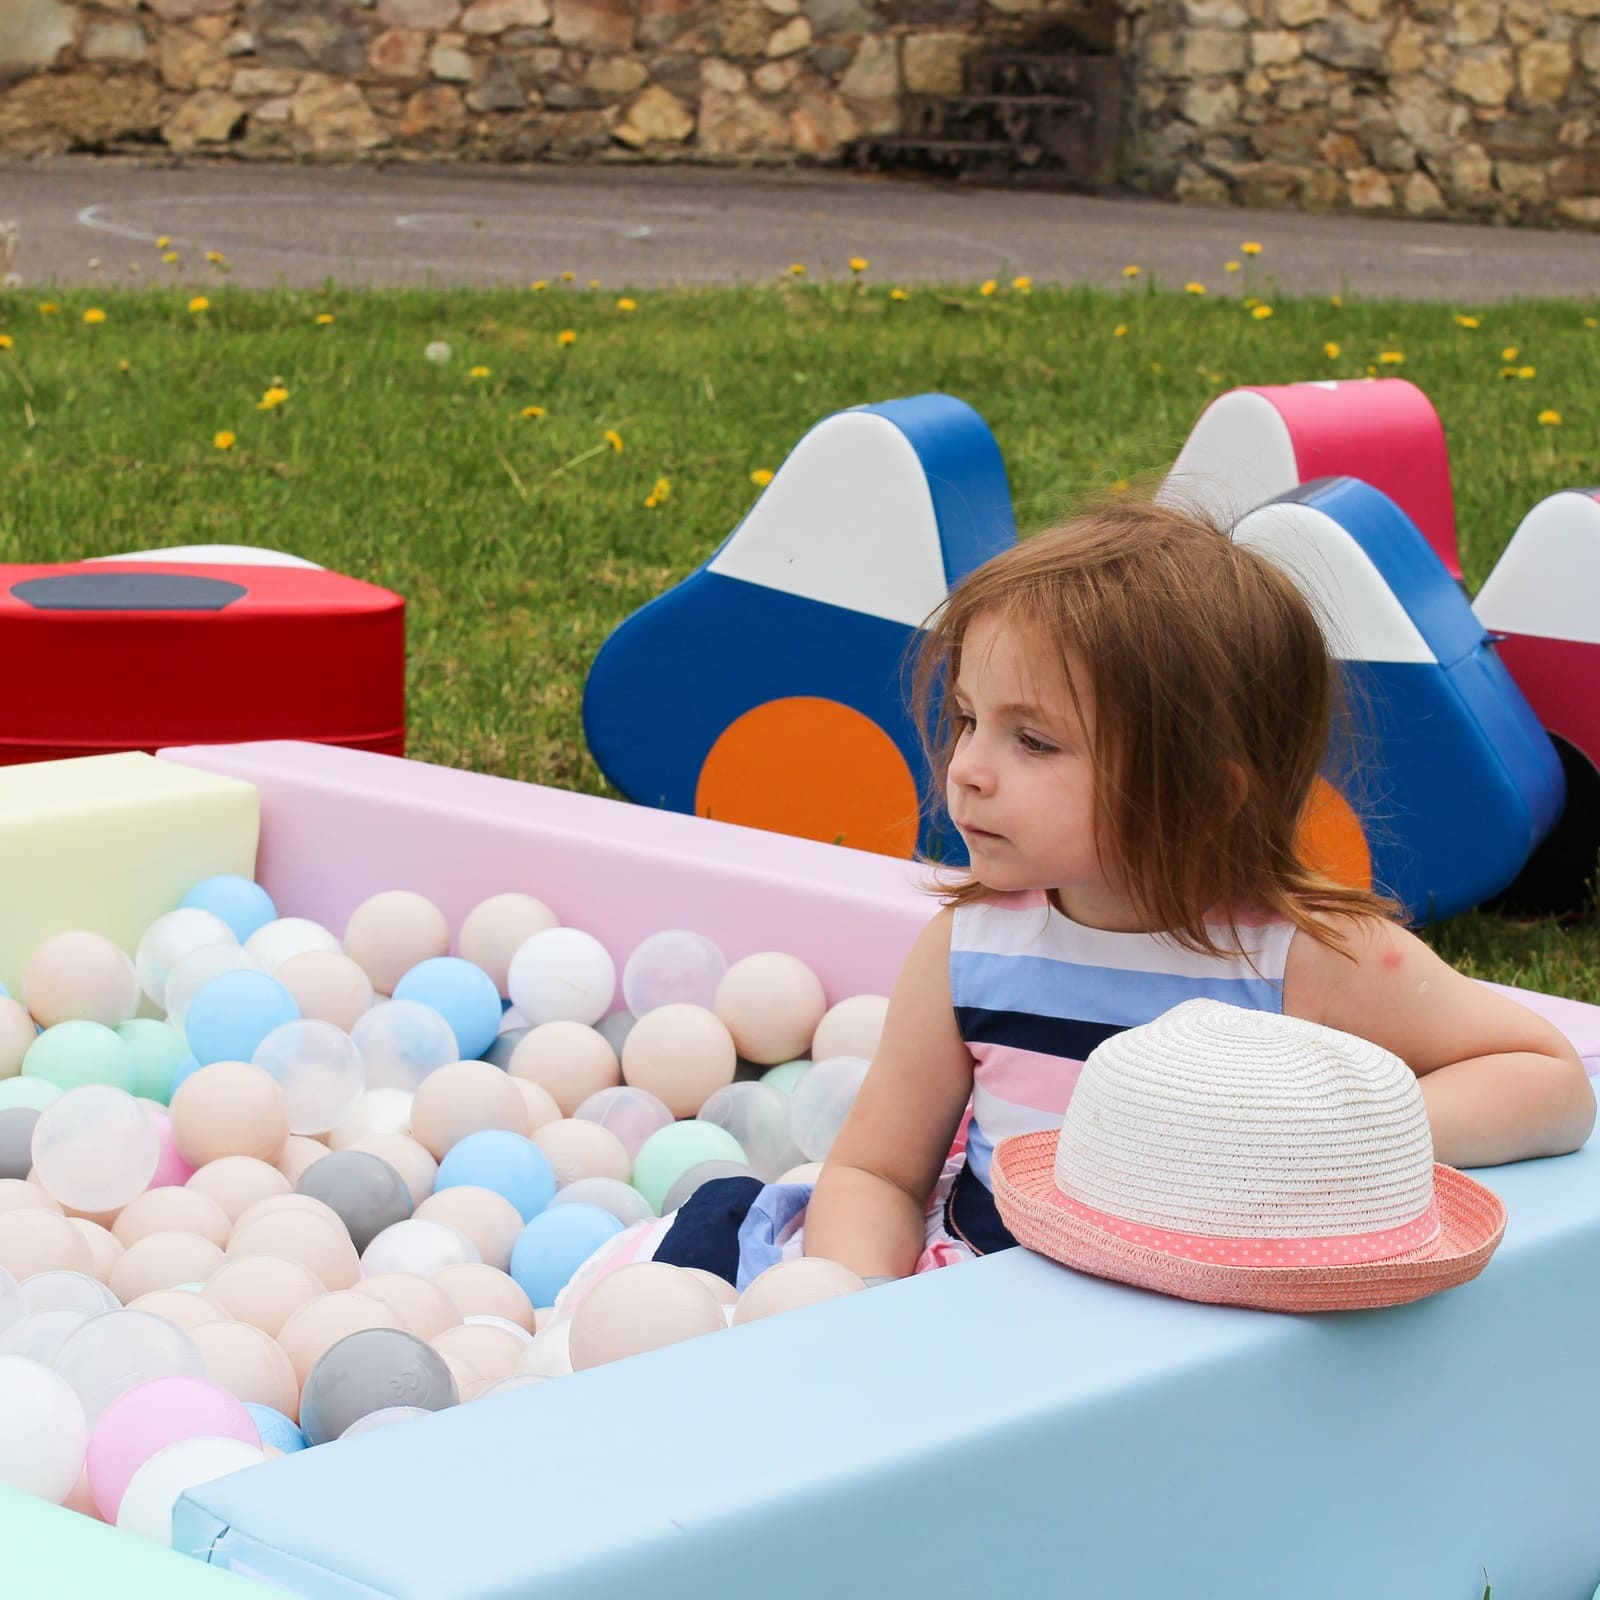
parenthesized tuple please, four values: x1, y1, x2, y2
(1124, 0, 1600, 227)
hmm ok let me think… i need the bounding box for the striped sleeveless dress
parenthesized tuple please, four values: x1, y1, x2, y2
(944, 888, 1296, 1255)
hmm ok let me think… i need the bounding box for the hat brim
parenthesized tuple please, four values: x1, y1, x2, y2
(990, 1131, 1506, 1314)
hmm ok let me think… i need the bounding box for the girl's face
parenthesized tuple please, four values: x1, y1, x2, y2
(945, 614, 1139, 930)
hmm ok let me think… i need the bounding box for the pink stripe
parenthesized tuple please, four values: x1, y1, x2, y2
(1045, 1185, 1443, 1267)
(971, 1041, 1081, 1113)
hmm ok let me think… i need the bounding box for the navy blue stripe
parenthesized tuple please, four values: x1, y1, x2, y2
(956, 1006, 1127, 1061)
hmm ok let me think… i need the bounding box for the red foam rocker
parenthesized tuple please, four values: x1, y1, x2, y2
(0, 545, 405, 765)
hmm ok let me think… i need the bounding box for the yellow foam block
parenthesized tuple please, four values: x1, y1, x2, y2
(0, 752, 259, 997)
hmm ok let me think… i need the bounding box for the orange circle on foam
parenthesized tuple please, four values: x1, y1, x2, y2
(695, 697, 919, 858)
(1294, 776, 1372, 892)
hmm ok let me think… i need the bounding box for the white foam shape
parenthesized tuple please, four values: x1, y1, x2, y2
(707, 410, 948, 628)
(91, 545, 322, 569)
(1473, 491, 1600, 645)
(1233, 501, 1436, 665)
(1158, 389, 1299, 534)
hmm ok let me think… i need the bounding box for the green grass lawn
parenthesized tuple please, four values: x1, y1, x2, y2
(3, 263, 1599, 996)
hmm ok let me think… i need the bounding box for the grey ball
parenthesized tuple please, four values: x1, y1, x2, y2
(661, 1159, 757, 1216)
(299, 1327, 458, 1447)
(481, 1028, 527, 1070)
(296, 1150, 413, 1253)
(0, 1108, 40, 1182)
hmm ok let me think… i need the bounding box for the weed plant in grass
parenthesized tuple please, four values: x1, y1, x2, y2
(2, 274, 1599, 995)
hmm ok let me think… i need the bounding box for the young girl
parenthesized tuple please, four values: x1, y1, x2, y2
(803, 498, 1596, 1282)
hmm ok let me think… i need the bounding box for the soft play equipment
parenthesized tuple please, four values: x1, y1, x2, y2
(0, 557, 405, 765)
(1473, 488, 1600, 912)
(0, 737, 1568, 1600)
(582, 394, 1016, 863)
(1161, 377, 1463, 581)
(1235, 478, 1563, 922)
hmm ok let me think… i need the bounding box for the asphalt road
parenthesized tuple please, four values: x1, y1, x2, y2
(3, 154, 1597, 298)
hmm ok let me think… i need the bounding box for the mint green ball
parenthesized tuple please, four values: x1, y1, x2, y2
(761, 1060, 812, 1095)
(22, 1021, 136, 1093)
(0, 1076, 61, 1112)
(116, 1019, 189, 1104)
(632, 1122, 748, 1215)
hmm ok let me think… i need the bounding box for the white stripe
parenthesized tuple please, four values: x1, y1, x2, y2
(971, 1083, 1068, 1142)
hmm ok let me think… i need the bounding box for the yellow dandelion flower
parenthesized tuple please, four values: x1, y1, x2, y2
(616, 297, 637, 312)
(1122, 264, 1141, 278)
(1366, 364, 1378, 376)
(849, 257, 869, 272)
(1012, 276, 1032, 292)
(889, 288, 909, 301)
(520, 405, 546, 419)
(560, 271, 576, 282)
(750, 468, 774, 487)
(156, 235, 170, 249)
(651, 476, 671, 501)
(1324, 341, 1341, 359)
(1538, 409, 1563, 426)
(1251, 304, 1273, 320)
(588, 279, 600, 290)
(1454, 314, 1480, 329)
(558, 329, 576, 347)
(1379, 350, 1404, 365)
(979, 280, 997, 297)
(531, 280, 549, 292)
(1518, 364, 1536, 379)
(117, 358, 130, 373)
(162, 251, 180, 265)
(1185, 282, 1206, 295)
(205, 250, 227, 265)
(39, 302, 59, 316)
(213, 431, 236, 451)
(789, 263, 806, 276)
(1224, 260, 1241, 273)
(0, 335, 11, 351)
(1150, 361, 1163, 373)
(1113, 324, 1127, 338)
(469, 365, 491, 378)
(315, 313, 335, 326)
(83, 308, 106, 325)
(1111, 478, 1130, 494)
(1242, 241, 1263, 255)
(256, 385, 289, 411)
(1585, 317, 1598, 329)
(1329, 294, 1343, 308)
(604, 428, 624, 453)
(645, 494, 659, 509)
(1502, 346, 1518, 361)
(188, 296, 210, 314)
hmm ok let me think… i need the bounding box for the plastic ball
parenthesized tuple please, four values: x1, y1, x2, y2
(227, 1209, 359, 1292)
(549, 1177, 655, 1226)
(713, 952, 827, 1065)
(515, 1319, 572, 1379)
(0, 1308, 91, 1364)
(328, 1086, 415, 1149)
(22, 1021, 136, 1093)
(180, 876, 278, 943)
(354, 1274, 462, 1341)
(295, 1150, 413, 1252)
(170, 1062, 290, 1167)
(361, 1217, 482, 1278)
(277, 1291, 401, 1388)
(67, 1220, 123, 1285)
(275, 1136, 331, 1185)
(0, 1177, 61, 1215)
(432, 1321, 525, 1384)
(184, 971, 300, 1068)
(621, 1004, 737, 1118)
(811, 994, 889, 1063)
(433, 1263, 537, 1331)
(481, 1029, 526, 1070)
(415, 1187, 524, 1272)
(23, 932, 140, 1030)
(350, 1000, 458, 1095)
(435, 1130, 556, 1222)
(410, 1060, 529, 1160)
(393, 957, 501, 1062)
(789, 1054, 871, 1161)
(530, 1119, 631, 1188)
(251, 1019, 365, 1136)
(299, 1326, 458, 1446)
(506, 929, 615, 1028)
(568, 1261, 727, 1371)
(0, 1107, 40, 1181)
(245, 917, 341, 975)
(31, 1085, 160, 1212)
(761, 1059, 812, 1095)
(135, 910, 238, 1010)
(476, 1371, 548, 1401)
(696, 1081, 805, 1182)
(163, 945, 263, 1037)
(0, 1353, 89, 1501)
(114, 1186, 230, 1249)
(621, 930, 728, 1016)
(109, 1233, 226, 1303)
(0, 1077, 61, 1113)
(0, 1207, 91, 1279)
(632, 1121, 748, 1215)
(274, 951, 375, 1034)
(459, 894, 560, 996)
(341, 1405, 434, 1438)
(242, 1403, 305, 1454)
(572, 1084, 674, 1161)
(732, 1256, 867, 1324)
(186, 1156, 291, 1223)
(507, 1205, 624, 1308)
(661, 1159, 757, 1215)
(22, 1270, 119, 1317)
(53, 1309, 205, 1424)
(508, 1077, 562, 1135)
(115, 1020, 190, 1105)
(188, 1320, 299, 1416)
(123, 1291, 226, 1335)
(345, 1133, 436, 1208)
(343, 891, 451, 995)
(202, 1256, 325, 1339)
(595, 1010, 636, 1059)
(116, 1435, 268, 1543)
(0, 999, 39, 1079)
(508, 1022, 620, 1116)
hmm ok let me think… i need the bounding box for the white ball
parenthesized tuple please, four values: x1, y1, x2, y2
(116, 1435, 268, 1542)
(361, 1218, 481, 1278)
(507, 930, 615, 1027)
(549, 1178, 656, 1227)
(515, 1318, 572, 1378)
(31, 1085, 160, 1212)
(327, 1087, 414, 1149)
(252, 1019, 365, 1136)
(245, 917, 341, 975)
(0, 1354, 88, 1501)
(135, 910, 237, 1009)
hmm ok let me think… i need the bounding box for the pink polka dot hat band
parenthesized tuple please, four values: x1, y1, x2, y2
(990, 998, 1507, 1313)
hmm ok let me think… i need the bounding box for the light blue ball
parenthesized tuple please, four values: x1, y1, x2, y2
(181, 875, 278, 943)
(508, 1204, 624, 1308)
(244, 1404, 307, 1454)
(392, 957, 501, 1061)
(170, 1053, 206, 1097)
(184, 970, 300, 1066)
(437, 1130, 556, 1222)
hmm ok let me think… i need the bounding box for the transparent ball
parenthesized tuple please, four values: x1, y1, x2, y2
(351, 1000, 458, 1095)
(244, 917, 342, 975)
(52, 1309, 204, 1424)
(572, 1085, 674, 1162)
(31, 1086, 161, 1212)
(696, 1081, 805, 1182)
(164, 944, 263, 1036)
(549, 1177, 655, 1226)
(0, 1353, 88, 1502)
(20, 1271, 120, 1318)
(0, 1264, 22, 1335)
(252, 1020, 365, 1136)
(661, 1158, 756, 1215)
(621, 931, 727, 1017)
(788, 1054, 871, 1162)
(135, 909, 238, 1010)
(0, 1308, 91, 1365)
(340, 1406, 433, 1439)
(506, 930, 615, 1028)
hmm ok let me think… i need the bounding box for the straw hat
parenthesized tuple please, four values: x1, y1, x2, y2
(990, 998, 1506, 1313)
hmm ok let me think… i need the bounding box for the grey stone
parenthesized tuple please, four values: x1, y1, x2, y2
(430, 43, 473, 78)
(1302, 16, 1385, 72)
(650, 52, 703, 99)
(467, 53, 528, 107)
(0, 0, 75, 85)
(804, 0, 875, 35)
(245, 0, 367, 75)
(892, 0, 975, 22)
(808, 41, 852, 74)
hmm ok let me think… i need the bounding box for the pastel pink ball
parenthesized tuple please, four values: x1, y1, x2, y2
(146, 1109, 198, 1189)
(87, 1375, 259, 1522)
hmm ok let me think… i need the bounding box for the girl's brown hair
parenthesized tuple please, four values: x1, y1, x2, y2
(909, 497, 1398, 956)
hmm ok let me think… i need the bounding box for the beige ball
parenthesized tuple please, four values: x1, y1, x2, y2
(345, 1134, 438, 1208)
(227, 1209, 360, 1291)
(530, 1120, 631, 1188)
(569, 1262, 726, 1371)
(508, 1023, 620, 1116)
(342, 891, 450, 995)
(776, 1161, 824, 1187)
(127, 1288, 232, 1333)
(204, 1255, 326, 1338)
(434, 1263, 537, 1332)
(190, 1319, 300, 1418)
(170, 1061, 290, 1167)
(509, 1078, 561, 1134)
(69, 1219, 124, 1283)
(458, 895, 559, 995)
(434, 1348, 482, 1397)
(353, 1272, 462, 1341)
(232, 1192, 342, 1235)
(0, 998, 37, 1078)
(108, 1231, 226, 1301)
(0, 1178, 62, 1216)
(682, 1268, 739, 1306)
(0, 1207, 91, 1278)
(113, 1186, 232, 1250)
(431, 1321, 525, 1384)
(621, 1004, 737, 1118)
(732, 1257, 866, 1325)
(23, 931, 139, 1028)
(186, 1157, 291, 1223)
(415, 1187, 524, 1272)
(409, 1060, 529, 1160)
(810, 994, 889, 1064)
(714, 953, 828, 1065)
(274, 950, 375, 1033)
(277, 1290, 399, 1388)
(275, 1136, 331, 1184)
